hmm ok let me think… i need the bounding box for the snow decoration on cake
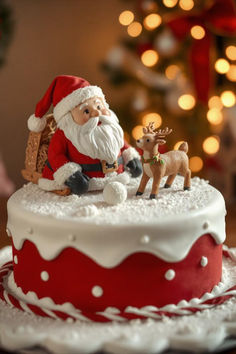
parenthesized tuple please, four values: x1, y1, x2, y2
(92, 286, 103, 297)
(41, 271, 49, 281)
(140, 235, 150, 244)
(103, 181, 127, 205)
(13, 255, 18, 264)
(76, 204, 99, 217)
(165, 269, 175, 280)
(201, 256, 208, 267)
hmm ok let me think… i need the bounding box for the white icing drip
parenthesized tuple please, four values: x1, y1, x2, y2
(7, 177, 226, 267)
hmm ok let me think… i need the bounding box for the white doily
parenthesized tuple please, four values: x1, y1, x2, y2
(1, 246, 236, 354)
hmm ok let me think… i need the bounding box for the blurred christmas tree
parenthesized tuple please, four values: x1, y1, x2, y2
(103, 0, 236, 179)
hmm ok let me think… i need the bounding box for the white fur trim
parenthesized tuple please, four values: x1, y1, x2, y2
(27, 114, 47, 132)
(122, 147, 140, 165)
(53, 86, 106, 123)
(53, 162, 82, 185)
(38, 178, 65, 191)
(88, 172, 130, 191)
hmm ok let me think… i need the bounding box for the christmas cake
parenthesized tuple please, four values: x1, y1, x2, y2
(3, 75, 228, 322)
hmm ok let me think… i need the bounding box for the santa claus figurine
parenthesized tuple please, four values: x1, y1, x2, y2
(27, 75, 142, 202)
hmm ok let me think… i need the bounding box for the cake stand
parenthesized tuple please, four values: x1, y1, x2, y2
(1, 245, 236, 354)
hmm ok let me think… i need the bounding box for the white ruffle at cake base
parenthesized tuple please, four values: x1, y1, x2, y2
(1, 246, 236, 354)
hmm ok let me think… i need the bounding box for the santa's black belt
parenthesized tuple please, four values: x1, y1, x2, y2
(46, 157, 124, 173)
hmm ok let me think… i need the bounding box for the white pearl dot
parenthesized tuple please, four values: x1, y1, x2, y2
(203, 222, 209, 230)
(165, 269, 175, 281)
(140, 235, 150, 244)
(66, 317, 74, 323)
(92, 285, 103, 297)
(201, 256, 208, 267)
(14, 255, 18, 264)
(41, 271, 49, 281)
(68, 234, 76, 242)
(6, 228, 11, 237)
(27, 227, 33, 235)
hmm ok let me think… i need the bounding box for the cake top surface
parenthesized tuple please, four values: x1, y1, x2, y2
(9, 176, 224, 226)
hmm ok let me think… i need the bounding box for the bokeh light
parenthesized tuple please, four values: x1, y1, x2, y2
(226, 65, 236, 82)
(190, 25, 205, 40)
(163, 0, 178, 8)
(143, 13, 162, 30)
(215, 59, 230, 74)
(225, 45, 236, 61)
(142, 112, 162, 128)
(132, 125, 144, 140)
(141, 49, 159, 67)
(119, 10, 134, 26)
(178, 94, 196, 110)
(189, 156, 203, 172)
(165, 65, 179, 80)
(127, 22, 142, 37)
(174, 141, 184, 150)
(202, 136, 220, 155)
(179, 0, 194, 11)
(208, 96, 223, 110)
(207, 108, 223, 125)
(220, 91, 235, 107)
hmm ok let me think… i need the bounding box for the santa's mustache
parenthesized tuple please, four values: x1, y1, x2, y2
(81, 113, 119, 133)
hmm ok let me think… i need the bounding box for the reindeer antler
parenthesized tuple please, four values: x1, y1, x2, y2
(155, 127, 173, 138)
(143, 122, 155, 134)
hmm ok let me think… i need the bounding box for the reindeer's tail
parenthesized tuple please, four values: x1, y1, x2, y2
(178, 142, 188, 153)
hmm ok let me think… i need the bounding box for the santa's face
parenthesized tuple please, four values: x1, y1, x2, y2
(71, 96, 110, 125)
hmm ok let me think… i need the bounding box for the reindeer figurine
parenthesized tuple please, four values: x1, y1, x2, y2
(136, 122, 191, 199)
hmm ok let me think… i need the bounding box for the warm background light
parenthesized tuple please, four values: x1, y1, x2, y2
(163, 0, 178, 8)
(141, 49, 159, 67)
(174, 141, 184, 150)
(215, 58, 230, 74)
(189, 156, 203, 172)
(127, 21, 142, 37)
(225, 45, 236, 61)
(207, 108, 223, 125)
(190, 25, 205, 40)
(226, 65, 236, 82)
(119, 10, 134, 26)
(203, 136, 220, 155)
(142, 112, 162, 128)
(143, 13, 162, 30)
(132, 125, 144, 140)
(220, 90, 236, 107)
(208, 96, 223, 110)
(179, 0, 194, 11)
(178, 94, 196, 110)
(165, 65, 179, 80)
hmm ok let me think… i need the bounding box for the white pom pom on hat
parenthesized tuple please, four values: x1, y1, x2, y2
(27, 75, 107, 132)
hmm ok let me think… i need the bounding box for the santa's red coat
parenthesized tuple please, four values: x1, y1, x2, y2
(42, 129, 130, 180)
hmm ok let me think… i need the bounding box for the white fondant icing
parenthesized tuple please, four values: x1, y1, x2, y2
(13, 255, 18, 264)
(7, 176, 226, 267)
(165, 269, 175, 281)
(140, 235, 150, 244)
(92, 286, 103, 297)
(201, 256, 208, 267)
(41, 271, 49, 282)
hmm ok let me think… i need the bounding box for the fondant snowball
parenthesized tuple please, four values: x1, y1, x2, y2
(103, 182, 127, 205)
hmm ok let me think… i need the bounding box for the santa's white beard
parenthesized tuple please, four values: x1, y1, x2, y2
(57, 111, 124, 163)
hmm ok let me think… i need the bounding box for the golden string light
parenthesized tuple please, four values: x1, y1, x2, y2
(226, 64, 236, 82)
(142, 113, 162, 128)
(208, 96, 223, 110)
(143, 13, 162, 30)
(163, 0, 178, 8)
(202, 136, 220, 155)
(132, 125, 144, 140)
(127, 22, 142, 37)
(141, 49, 159, 67)
(220, 91, 236, 107)
(189, 156, 203, 172)
(225, 45, 236, 61)
(215, 58, 230, 74)
(179, 0, 194, 11)
(119, 10, 134, 26)
(190, 25, 205, 40)
(206, 108, 223, 125)
(165, 65, 179, 80)
(178, 94, 196, 110)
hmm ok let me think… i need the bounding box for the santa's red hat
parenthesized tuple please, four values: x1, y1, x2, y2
(28, 75, 107, 132)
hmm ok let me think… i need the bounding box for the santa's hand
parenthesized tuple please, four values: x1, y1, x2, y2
(65, 171, 90, 195)
(126, 158, 142, 178)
